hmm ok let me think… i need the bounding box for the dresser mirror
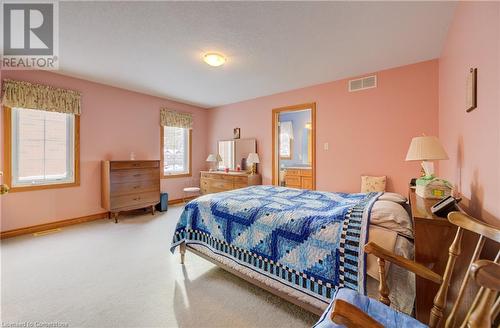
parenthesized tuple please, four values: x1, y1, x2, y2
(218, 138, 256, 170)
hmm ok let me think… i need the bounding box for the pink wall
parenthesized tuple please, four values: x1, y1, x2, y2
(439, 2, 500, 225)
(0, 70, 208, 231)
(1, 4, 497, 233)
(0, 70, 3, 225)
(207, 60, 439, 196)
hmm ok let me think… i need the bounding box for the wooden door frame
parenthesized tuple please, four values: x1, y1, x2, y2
(271, 103, 316, 189)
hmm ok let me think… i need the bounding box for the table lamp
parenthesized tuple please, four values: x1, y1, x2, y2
(206, 154, 217, 172)
(405, 136, 449, 177)
(406, 136, 453, 198)
(215, 154, 222, 171)
(247, 153, 260, 175)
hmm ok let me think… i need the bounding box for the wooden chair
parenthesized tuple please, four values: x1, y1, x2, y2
(328, 211, 500, 328)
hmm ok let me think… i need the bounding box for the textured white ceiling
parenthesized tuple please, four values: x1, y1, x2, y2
(58, 1, 456, 108)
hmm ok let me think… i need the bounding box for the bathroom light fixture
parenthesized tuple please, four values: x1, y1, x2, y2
(203, 52, 226, 67)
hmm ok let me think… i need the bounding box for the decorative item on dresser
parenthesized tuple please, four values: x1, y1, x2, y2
(408, 187, 455, 323)
(200, 171, 261, 194)
(246, 153, 260, 175)
(101, 160, 160, 223)
(206, 154, 221, 172)
(283, 168, 313, 190)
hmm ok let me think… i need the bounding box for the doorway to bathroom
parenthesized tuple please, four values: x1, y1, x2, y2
(272, 103, 316, 190)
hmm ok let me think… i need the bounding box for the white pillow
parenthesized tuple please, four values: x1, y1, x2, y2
(378, 192, 407, 204)
(370, 200, 413, 239)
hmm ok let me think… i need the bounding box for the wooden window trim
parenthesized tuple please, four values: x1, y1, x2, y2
(3, 106, 80, 192)
(160, 126, 192, 179)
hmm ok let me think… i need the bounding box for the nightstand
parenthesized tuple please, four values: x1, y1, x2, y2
(408, 188, 456, 323)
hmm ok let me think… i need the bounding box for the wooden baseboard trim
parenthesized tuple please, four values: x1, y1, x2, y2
(168, 196, 196, 205)
(1, 196, 197, 239)
(1, 212, 108, 240)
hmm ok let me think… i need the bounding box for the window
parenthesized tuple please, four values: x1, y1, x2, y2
(279, 121, 293, 159)
(162, 126, 191, 177)
(5, 107, 80, 191)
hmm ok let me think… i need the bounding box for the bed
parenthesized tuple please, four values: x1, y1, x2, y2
(170, 185, 415, 316)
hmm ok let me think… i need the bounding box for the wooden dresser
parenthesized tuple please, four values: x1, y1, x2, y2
(200, 171, 262, 194)
(284, 168, 313, 190)
(409, 188, 455, 323)
(101, 160, 160, 222)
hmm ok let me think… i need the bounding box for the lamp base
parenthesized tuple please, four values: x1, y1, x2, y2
(421, 161, 435, 177)
(248, 163, 257, 175)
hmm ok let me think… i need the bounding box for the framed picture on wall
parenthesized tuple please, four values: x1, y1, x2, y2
(233, 127, 241, 139)
(466, 68, 477, 112)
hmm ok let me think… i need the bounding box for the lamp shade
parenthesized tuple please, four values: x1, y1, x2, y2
(247, 153, 260, 164)
(405, 136, 449, 161)
(206, 154, 217, 162)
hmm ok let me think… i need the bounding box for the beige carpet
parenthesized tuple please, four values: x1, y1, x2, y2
(1, 205, 318, 328)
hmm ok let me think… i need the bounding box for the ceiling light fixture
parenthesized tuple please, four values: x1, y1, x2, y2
(203, 52, 226, 67)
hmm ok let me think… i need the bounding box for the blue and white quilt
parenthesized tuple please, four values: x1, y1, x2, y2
(170, 185, 381, 305)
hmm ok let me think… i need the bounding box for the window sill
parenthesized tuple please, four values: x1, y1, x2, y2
(162, 173, 192, 179)
(7, 181, 80, 193)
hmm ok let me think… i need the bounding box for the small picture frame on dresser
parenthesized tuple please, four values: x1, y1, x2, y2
(233, 128, 241, 139)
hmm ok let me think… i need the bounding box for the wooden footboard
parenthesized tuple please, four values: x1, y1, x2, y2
(180, 242, 324, 316)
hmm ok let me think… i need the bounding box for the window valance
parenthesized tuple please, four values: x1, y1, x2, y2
(1, 79, 81, 115)
(160, 108, 192, 129)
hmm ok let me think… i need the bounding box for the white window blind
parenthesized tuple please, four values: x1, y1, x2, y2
(12, 107, 75, 187)
(163, 126, 190, 175)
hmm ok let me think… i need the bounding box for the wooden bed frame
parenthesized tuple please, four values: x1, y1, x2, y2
(179, 241, 325, 316)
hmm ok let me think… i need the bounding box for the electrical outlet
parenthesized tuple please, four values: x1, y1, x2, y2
(324, 143, 329, 151)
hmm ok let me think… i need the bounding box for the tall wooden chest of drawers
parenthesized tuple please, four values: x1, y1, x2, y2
(200, 171, 261, 194)
(101, 160, 160, 222)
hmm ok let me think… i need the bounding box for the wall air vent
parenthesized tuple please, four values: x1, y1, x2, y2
(348, 75, 377, 92)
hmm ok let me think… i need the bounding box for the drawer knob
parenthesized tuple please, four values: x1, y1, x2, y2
(133, 174, 141, 177)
